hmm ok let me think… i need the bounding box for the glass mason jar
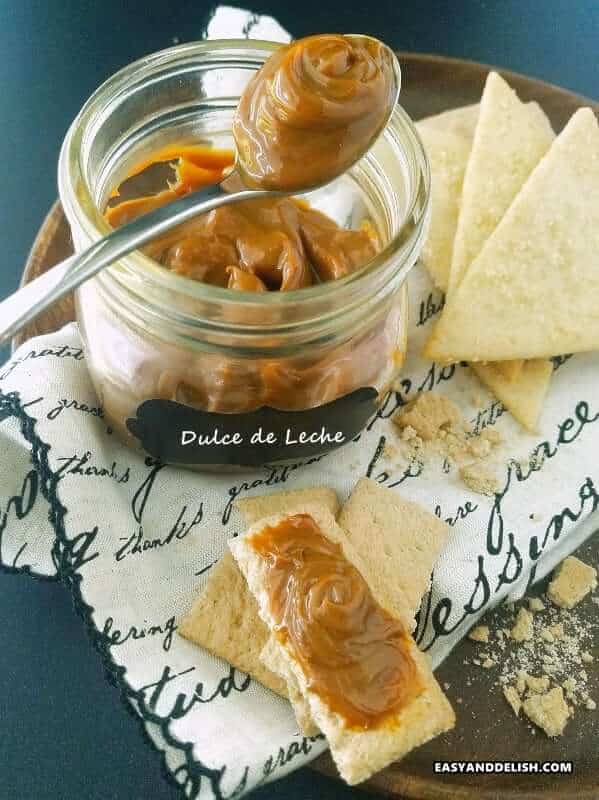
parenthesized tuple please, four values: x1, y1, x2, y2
(58, 39, 430, 470)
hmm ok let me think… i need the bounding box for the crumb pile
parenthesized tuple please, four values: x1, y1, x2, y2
(466, 556, 598, 737)
(390, 392, 502, 495)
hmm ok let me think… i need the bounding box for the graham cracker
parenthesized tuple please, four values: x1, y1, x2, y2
(230, 505, 455, 785)
(338, 478, 450, 630)
(178, 550, 287, 695)
(267, 479, 451, 735)
(236, 486, 339, 525)
(417, 102, 479, 141)
(415, 101, 480, 291)
(178, 487, 339, 695)
(416, 121, 476, 291)
(261, 635, 320, 736)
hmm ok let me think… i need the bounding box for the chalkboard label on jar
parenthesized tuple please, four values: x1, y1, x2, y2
(126, 387, 379, 467)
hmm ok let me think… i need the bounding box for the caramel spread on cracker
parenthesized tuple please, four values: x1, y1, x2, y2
(249, 513, 422, 729)
(234, 34, 397, 190)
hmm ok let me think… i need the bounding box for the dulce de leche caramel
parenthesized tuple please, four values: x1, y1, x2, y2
(234, 34, 398, 190)
(106, 145, 378, 291)
(250, 513, 422, 729)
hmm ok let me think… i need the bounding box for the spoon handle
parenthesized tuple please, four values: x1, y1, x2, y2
(0, 181, 271, 347)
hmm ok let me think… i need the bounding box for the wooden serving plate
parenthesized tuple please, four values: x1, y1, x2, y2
(17, 53, 598, 800)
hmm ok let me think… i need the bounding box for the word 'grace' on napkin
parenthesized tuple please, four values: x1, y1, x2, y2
(1, 7, 598, 800)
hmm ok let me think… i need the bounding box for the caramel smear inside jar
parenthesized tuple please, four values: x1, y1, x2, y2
(250, 513, 422, 729)
(106, 144, 378, 292)
(102, 146, 398, 415)
(234, 34, 397, 190)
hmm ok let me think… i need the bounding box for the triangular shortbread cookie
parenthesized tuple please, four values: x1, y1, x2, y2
(445, 73, 554, 383)
(417, 101, 553, 424)
(417, 103, 480, 141)
(416, 109, 478, 291)
(425, 108, 599, 363)
(472, 360, 554, 431)
(447, 71, 554, 295)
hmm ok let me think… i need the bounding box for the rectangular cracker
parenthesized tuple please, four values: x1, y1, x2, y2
(261, 636, 320, 737)
(230, 505, 455, 785)
(178, 486, 339, 696)
(178, 549, 287, 695)
(266, 479, 451, 735)
(236, 486, 339, 525)
(425, 108, 599, 363)
(180, 477, 450, 728)
(338, 478, 450, 631)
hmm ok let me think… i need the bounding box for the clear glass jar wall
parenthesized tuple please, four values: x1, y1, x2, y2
(58, 40, 430, 469)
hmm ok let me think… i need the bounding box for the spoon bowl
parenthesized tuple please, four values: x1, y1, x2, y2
(233, 34, 401, 192)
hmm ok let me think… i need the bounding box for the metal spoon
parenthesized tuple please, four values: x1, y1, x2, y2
(0, 40, 400, 347)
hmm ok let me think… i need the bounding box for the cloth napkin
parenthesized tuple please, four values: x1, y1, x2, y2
(1, 7, 599, 800)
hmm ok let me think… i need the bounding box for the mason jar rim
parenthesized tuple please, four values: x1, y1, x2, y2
(58, 38, 430, 319)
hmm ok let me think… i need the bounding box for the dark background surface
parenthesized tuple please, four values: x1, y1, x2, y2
(0, 1, 598, 798)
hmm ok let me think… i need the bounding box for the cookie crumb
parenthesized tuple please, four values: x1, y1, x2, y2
(548, 623, 564, 640)
(503, 685, 521, 716)
(525, 674, 550, 694)
(383, 442, 399, 460)
(392, 393, 461, 441)
(528, 597, 546, 613)
(391, 392, 502, 470)
(511, 608, 534, 642)
(547, 556, 597, 609)
(466, 556, 596, 742)
(459, 461, 499, 496)
(581, 651, 594, 664)
(399, 424, 419, 442)
(522, 688, 569, 737)
(468, 625, 490, 643)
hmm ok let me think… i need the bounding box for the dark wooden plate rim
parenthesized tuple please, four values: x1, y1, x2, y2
(400, 50, 598, 107)
(16, 52, 599, 800)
